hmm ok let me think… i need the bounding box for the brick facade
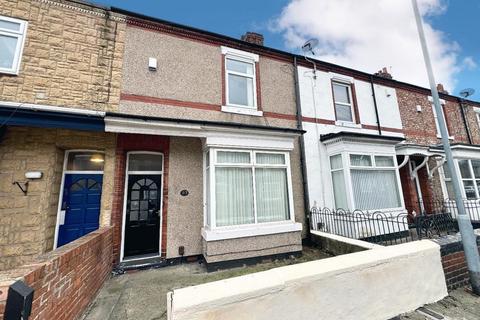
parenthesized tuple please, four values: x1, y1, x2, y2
(0, 127, 116, 271)
(0, 0, 125, 112)
(0, 227, 113, 320)
(435, 232, 480, 291)
(110, 133, 170, 263)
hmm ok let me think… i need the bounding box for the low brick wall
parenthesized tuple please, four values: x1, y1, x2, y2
(0, 227, 113, 320)
(433, 230, 480, 291)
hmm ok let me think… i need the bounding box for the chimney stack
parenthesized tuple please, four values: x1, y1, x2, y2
(374, 67, 393, 79)
(436, 83, 449, 95)
(241, 32, 264, 46)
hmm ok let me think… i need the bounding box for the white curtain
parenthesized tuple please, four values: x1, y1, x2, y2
(351, 169, 401, 210)
(215, 167, 254, 226)
(332, 170, 348, 209)
(256, 168, 289, 222)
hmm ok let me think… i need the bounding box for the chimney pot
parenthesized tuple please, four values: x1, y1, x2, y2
(436, 83, 449, 95)
(374, 66, 393, 79)
(241, 32, 264, 46)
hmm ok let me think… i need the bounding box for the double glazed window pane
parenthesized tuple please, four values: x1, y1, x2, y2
(332, 83, 350, 104)
(350, 154, 372, 167)
(330, 154, 343, 170)
(256, 153, 285, 165)
(228, 74, 254, 107)
(256, 168, 289, 222)
(375, 156, 394, 167)
(129, 154, 163, 171)
(332, 170, 348, 209)
(67, 152, 104, 171)
(0, 35, 17, 69)
(215, 167, 254, 226)
(351, 169, 401, 210)
(459, 160, 471, 178)
(335, 104, 353, 122)
(226, 58, 253, 75)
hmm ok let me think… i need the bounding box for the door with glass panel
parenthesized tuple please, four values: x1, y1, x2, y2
(123, 153, 163, 259)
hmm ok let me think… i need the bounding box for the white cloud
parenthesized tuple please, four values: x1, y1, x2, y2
(273, 0, 460, 91)
(463, 56, 477, 70)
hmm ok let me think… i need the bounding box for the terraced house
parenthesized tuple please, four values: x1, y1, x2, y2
(0, 0, 307, 275)
(0, 0, 125, 271)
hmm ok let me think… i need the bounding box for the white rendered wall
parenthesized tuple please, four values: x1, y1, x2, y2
(167, 240, 447, 320)
(297, 66, 404, 209)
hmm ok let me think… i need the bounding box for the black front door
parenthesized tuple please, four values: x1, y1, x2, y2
(124, 174, 162, 258)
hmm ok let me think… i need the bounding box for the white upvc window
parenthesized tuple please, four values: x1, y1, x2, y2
(0, 15, 27, 75)
(457, 159, 480, 199)
(329, 153, 403, 211)
(474, 108, 480, 130)
(221, 46, 261, 116)
(332, 81, 354, 123)
(205, 149, 294, 228)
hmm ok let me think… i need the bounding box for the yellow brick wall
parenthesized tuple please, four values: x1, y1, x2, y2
(0, 126, 116, 270)
(0, 0, 125, 112)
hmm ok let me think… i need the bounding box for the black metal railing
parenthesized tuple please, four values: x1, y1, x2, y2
(412, 199, 480, 224)
(310, 207, 459, 246)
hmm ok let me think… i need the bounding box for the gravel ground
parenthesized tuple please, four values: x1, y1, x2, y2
(400, 288, 480, 320)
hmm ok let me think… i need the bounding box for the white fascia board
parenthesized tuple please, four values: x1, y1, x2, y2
(329, 72, 354, 84)
(105, 116, 298, 149)
(0, 100, 105, 117)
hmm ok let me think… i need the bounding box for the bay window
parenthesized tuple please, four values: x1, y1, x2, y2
(205, 149, 293, 228)
(330, 153, 403, 211)
(443, 159, 480, 200)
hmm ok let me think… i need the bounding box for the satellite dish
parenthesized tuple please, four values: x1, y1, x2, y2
(460, 88, 475, 98)
(301, 39, 319, 55)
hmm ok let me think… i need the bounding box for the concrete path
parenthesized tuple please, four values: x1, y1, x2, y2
(81, 248, 330, 320)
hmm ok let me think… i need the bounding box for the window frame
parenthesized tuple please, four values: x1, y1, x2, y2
(221, 46, 261, 116)
(0, 15, 28, 75)
(329, 152, 404, 212)
(204, 148, 295, 229)
(440, 159, 480, 200)
(331, 80, 355, 123)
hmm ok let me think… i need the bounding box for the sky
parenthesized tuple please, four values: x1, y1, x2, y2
(95, 0, 480, 101)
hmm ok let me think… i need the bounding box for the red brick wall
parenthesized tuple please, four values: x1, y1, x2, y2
(0, 227, 113, 320)
(110, 133, 170, 263)
(396, 88, 469, 145)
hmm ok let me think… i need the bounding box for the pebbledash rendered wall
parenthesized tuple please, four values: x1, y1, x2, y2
(116, 19, 306, 262)
(0, 0, 125, 270)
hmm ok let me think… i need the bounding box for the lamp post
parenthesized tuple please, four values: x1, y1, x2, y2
(411, 0, 480, 294)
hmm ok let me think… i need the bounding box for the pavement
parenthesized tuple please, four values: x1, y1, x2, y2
(400, 288, 480, 320)
(81, 247, 330, 320)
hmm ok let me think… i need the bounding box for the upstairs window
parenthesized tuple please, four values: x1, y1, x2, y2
(432, 104, 449, 137)
(332, 81, 354, 122)
(226, 58, 256, 108)
(0, 15, 27, 75)
(221, 46, 261, 116)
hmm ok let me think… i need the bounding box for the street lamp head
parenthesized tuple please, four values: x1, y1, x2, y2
(460, 88, 475, 99)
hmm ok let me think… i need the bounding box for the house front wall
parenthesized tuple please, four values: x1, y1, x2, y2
(0, 126, 116, 270)
(0, 0, 125, 112)
(298, 66, 405, 211)
(112, 21, 305, 263)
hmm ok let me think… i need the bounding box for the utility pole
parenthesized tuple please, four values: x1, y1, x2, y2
(411, 0, 480, 294)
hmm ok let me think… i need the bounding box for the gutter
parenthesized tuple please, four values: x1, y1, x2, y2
(458, 98, 473, 145)
(370, 76, 382, 135)
(294, 56, 312, 237)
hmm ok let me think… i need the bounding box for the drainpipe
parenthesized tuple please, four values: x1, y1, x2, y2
(370, 76, 382, 135)
(458, 97, 473, 145)
(294, 56, 311, 238)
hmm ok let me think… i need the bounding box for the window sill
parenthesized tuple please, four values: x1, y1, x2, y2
(0, 69, 19, 76)
(201, 222, 302, 241)
(221, 105, 263, 117)
(436, 135, 454, 140)
(335, 121, 361, 128)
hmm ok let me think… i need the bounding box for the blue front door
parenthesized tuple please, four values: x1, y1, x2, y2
(57, 174, 103, 247)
